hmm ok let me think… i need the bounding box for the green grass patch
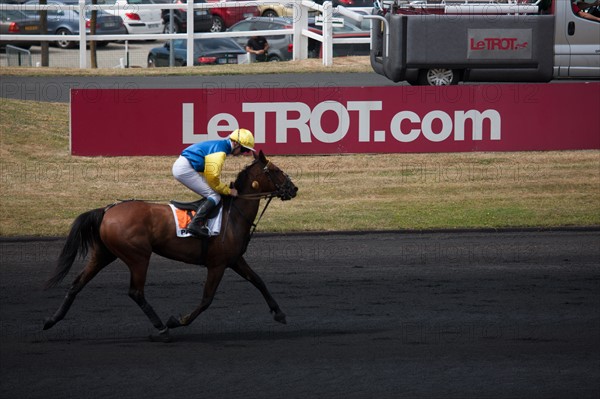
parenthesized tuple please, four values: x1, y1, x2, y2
(1, 98, 599, 236)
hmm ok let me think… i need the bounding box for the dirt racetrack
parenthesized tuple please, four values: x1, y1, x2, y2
(1, 230, 599, 398)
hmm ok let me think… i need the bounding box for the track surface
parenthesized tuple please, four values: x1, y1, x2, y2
(1, 231, 599, 398)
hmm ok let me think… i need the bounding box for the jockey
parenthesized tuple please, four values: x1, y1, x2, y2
(172, 128, 255, 237)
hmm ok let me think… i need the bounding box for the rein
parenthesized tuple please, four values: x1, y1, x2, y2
(222, 194, 274, 245)
(221, 159, 292, 245)
(236, 192, 276, 200)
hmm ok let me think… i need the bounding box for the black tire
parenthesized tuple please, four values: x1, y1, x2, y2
(417, 68, 460, 86)
(210, 15, 225, 32)
(267, 54, 281, 62)
(262, 9, 279, 17)
(147, 55, 156, 67)
(163, 20, 181, 33)
(56, 28, 76, 49)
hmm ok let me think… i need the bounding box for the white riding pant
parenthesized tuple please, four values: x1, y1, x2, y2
(172, 156, 221, 204)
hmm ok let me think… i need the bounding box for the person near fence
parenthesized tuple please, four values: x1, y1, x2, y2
(245, 34, 270, 62)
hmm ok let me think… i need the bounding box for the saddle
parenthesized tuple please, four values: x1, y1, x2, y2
(169, 198, 222, 219)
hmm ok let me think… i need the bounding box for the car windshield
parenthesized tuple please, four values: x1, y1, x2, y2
(0, 9, 30, 20)
(229, 21, 252, 31)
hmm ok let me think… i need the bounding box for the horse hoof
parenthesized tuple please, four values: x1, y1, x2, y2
(149, 328, 172, 343)
(166, 315, 182, 329)
(273, 311, 287, 325)
(43, 318, 55, 330)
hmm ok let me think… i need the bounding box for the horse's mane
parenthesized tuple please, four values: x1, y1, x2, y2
(233, 159, 260, 193)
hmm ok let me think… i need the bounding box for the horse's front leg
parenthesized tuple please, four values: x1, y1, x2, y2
(230, 256, 286, 324)
(167, 265, 226, 329)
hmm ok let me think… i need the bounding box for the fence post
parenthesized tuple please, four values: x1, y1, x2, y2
(322, 1, 333, 66)
(79, 0, 87, 68)
(186, 0, 194, 67)
(293, 0, 308, 60)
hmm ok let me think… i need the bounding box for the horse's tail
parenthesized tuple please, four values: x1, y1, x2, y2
(44, 208, 105, 290)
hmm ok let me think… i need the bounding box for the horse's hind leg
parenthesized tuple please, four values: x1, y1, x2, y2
(230, 257, 286, 324)
(43, 247, 116, 330)
(125, 257, 170, 342)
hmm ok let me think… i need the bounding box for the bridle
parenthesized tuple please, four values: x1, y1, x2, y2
(236, 160, 295, 201)
(222, 159, 296, 244)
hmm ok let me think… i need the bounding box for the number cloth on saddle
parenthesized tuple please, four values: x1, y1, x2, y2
(169, 199, 223, 238)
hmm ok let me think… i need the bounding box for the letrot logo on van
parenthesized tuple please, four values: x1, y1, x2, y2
(468, 29, 532, 59)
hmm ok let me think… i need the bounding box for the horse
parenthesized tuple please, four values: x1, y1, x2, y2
(42, 150, 298, 342)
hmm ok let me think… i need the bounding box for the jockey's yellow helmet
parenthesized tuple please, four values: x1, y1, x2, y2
(229, 128, 255, 152)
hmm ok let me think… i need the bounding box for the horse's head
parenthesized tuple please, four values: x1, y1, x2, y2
(236, 150, 298, 201)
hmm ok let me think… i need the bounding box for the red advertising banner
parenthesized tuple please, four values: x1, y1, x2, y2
(70, 83, 600, 156)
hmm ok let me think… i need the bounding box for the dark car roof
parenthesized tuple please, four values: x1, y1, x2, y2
(169, 37, 245, 53)
(194, 37, 245, 52)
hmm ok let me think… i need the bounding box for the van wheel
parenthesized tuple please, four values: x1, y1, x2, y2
(418, 68, 459, 86)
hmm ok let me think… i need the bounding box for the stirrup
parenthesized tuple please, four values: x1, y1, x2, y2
(187, 223, 210, 237)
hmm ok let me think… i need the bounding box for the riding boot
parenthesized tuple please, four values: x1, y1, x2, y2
(187, 199, 217, 237)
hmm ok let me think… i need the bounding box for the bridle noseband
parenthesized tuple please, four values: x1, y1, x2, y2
(261, 161, 296, 201)
(237, 160, 295, 201)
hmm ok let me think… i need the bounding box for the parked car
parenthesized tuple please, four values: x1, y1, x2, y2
(257, 1, 319, 18)
(206, 0, 259, 32)
(147, 37, 246, 66)
(256, 2, 297, 18)
(313, 0, 373, 7)
(23, 0, 127, 49)
(0, 9, 40, 50)
(308, 13, 370, 57)
(158, 0, 212, 33)
(337, 8, 371, 31)
(103, 0, 163, 35)
(227, 17, 293, 62)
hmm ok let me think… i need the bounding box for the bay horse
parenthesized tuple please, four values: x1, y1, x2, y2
(43, 150, 297, 342)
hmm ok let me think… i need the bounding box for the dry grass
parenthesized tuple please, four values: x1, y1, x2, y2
(0, 56, 373, 77)
(1, 97, 599, 236)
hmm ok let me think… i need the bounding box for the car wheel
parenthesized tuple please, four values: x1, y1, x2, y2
(417, 68, 459, 86)
(262, 9, 278, 17)
(163, 20, 181, 33)
(56, 28, 75, 49)
(268, 54, 281, 62)
(210, 16, 225, 32)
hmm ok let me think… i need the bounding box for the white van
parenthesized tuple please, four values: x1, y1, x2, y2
(369, 0, 600, 85)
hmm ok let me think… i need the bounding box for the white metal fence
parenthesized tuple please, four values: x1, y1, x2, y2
(1, 0, 372, 68)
